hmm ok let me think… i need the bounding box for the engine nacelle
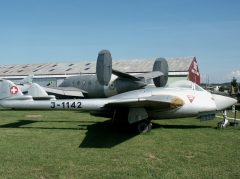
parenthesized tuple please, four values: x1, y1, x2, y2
(153, 58, 168, 87)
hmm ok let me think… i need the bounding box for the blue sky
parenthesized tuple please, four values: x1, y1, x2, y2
(0, 0, 240, 83)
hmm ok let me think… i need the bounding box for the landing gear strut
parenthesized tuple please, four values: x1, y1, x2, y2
(217, 107, 239, 128)
(112, 108, 152, 133)
(217, 110, 228, 128)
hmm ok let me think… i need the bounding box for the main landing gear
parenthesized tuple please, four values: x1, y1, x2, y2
(134, 119, 152, 133)
(112, 108, 152, 133)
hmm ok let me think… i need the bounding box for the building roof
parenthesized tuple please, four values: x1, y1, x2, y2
(0, 57, 195, 77)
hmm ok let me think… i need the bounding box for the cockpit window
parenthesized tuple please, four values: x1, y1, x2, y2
(194, 84, 205, 91)
(168, 80, 205, 91)
(168, 80, 193, 89)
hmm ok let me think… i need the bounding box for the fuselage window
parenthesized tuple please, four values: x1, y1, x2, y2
(195, 84, 205, 91)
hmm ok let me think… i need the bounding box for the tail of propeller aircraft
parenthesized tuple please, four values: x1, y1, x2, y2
(95, 49, 169, 87)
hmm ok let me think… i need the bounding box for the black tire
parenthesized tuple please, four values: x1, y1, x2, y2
(217, 121, 224, 129)
(136, 120, 152, 133)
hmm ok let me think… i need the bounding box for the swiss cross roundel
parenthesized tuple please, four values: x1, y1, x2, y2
(10, 86, 19, 95)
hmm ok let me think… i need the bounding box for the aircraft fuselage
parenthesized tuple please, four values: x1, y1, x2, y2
(59, 74, 146, 98)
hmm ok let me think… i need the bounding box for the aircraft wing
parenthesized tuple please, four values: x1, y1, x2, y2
(104, 95, 184, 110)
(43, 86, 87, 98)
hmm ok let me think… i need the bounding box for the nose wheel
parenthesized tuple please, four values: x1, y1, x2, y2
(217, 120, 228, 128)
(217, 109, 239, 128)
(217, 110, 229, 128)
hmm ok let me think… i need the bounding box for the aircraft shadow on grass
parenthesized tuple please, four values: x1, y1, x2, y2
(0, 119, 213, 148)
(0, 120, 84, 130)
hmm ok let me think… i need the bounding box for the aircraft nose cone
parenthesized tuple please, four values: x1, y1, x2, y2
(212, 94, 237, 111)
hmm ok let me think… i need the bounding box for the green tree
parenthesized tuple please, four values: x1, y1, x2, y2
(230, 77, 239, 95)
(219, 86, 224, 92)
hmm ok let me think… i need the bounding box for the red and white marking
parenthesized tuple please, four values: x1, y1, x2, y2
(10, 86, 19, 95)
(187, 95, 195, 103)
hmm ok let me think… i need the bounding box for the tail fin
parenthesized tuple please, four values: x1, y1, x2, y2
(18, 74, 33, 85)
(28, 83, 56, 100)
(28, 83, 48, 97)
(152, 58, 168, 87)
(0, 80, 24, 100)
(96, 49, 112, 86)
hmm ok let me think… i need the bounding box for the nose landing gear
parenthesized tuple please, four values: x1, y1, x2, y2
(217, 110, 229, 128)
(217, 107, 238, 128)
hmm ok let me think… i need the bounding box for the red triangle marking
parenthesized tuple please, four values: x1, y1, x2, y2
(187, 95, 195, 103)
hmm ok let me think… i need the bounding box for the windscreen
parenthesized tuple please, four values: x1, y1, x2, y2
(168, 80, 205, 91)
(168, 80, 193, 89)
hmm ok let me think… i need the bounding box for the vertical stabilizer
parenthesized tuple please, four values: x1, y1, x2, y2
(28, 83, 56, 100)
(0, 80, 23, 100)
(96, 50, 112, 86)
(153, 58, 168, 87)
(18, 74, 34, 85)
(28, 83, 48, 97)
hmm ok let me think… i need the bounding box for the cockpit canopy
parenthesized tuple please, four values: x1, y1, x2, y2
(168, 80, 205, 91)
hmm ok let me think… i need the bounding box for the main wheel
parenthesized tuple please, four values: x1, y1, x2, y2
(136, 120, 152, 133)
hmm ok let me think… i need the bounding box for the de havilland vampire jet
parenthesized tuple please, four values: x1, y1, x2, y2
(0, 79, 237, 133)
(43, 50, 168, 98)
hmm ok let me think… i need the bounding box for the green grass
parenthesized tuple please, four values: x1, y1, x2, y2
(0, 109, 240, 179)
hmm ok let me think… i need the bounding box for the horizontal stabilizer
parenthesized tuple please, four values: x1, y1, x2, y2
(4, 95, 33, 101)
(134, 71, 164, 80)
(113, 67, 165, 85)
(112, 69, 141, 81)
(43, 86, 86, 97)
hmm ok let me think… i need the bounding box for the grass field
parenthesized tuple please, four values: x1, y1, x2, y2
(0, 109, 240, 179)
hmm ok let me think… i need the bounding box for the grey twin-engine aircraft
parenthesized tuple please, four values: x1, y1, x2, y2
(0, 79, 237, 133)
(44, 50, 168, 98)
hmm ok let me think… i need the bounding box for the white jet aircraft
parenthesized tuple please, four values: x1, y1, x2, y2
(0, 79, 237, 133)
